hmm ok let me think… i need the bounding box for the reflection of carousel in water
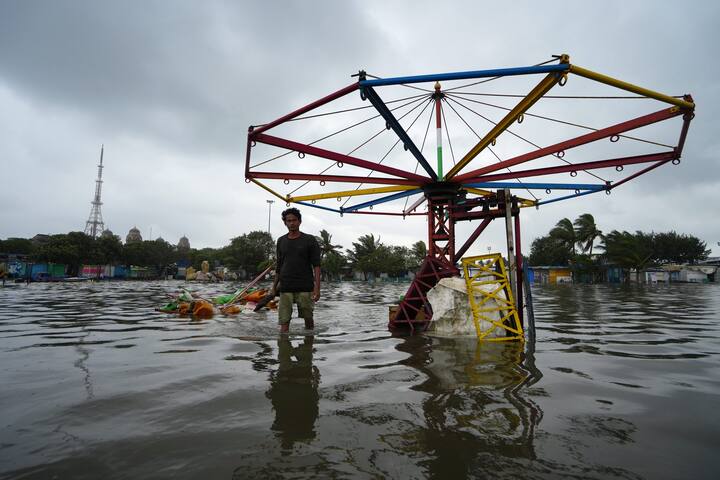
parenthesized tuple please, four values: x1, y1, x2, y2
(266, 335, 320, 450)
(398, 336, 542, 475)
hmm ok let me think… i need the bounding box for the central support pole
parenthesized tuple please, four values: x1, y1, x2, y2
(389, 183, 460, 332)
(434, 81, 444, 180)
(503, 189, 518, 303)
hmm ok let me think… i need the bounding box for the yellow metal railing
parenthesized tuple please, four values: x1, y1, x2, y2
(461, 254, 524, 342)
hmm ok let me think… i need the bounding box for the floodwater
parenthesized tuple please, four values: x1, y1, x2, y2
(1, 281, 718, 479)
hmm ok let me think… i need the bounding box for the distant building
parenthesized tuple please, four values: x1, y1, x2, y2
(31, 234, 50, 245)
(178, 235, 190, 251)
(101, 229, 115, 239)
(126, 227, 142, 244)
(528, 266, 573, 284)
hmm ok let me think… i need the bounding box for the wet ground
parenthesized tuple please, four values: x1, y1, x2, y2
(1, 280, 719, 479)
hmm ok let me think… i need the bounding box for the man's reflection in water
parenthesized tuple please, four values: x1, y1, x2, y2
(398, 336, 542, 477)
(266, 335, 320, 450)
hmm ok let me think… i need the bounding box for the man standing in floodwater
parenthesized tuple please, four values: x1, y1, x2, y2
(272, 207, 321, 333)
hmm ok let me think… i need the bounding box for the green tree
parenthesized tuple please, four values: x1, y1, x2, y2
(224, 230, 274, 275)
(0, 237, 34, 255)
(549, 218, 577, 257)
(321, 250, 346, 281)
(33, 232, 94, 275)
(529, 235, 572, 266)
(407, 240, 427, 271)
(95, 233, 123, 265)
(347, 234, 383, 280)
(385, 245, 410, 277)
(316, 229, 345, 280)
(652, 231, 710, 264)
(190, 247, 222, 270)
(601, 230, 655, 274)
(574, 213, 602, 255)
(317, 229, 342, 259)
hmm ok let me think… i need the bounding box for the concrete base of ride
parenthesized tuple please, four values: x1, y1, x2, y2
(425, 277, 506, 338)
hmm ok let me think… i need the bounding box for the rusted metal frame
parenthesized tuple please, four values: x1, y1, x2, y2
(391, 256, 457, 330)
(252, 133, 430, 182)
(455, 217, 493, 260)
(428, 197, 454, 263)
(460, 151, 678, 184)
(452, 107, 685, 181)
(361, 86, 438, 179)
(246, 171, 420, 186)
(675, 104, 695, 155)
(250, 82, 359, 136)
(452, 207, 513, 222)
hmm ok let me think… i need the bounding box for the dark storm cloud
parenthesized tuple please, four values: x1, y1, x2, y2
(1, 0, 718, 254)
(0, 0, 384, 159)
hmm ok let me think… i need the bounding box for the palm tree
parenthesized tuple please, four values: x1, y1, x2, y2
(574, 213, 602, 255)
(549, 218, 577, 257)
(346, 234, 383, 280)
(317, 229, 342, 259)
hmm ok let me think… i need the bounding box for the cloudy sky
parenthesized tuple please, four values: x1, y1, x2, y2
(1, 0, 718, 258)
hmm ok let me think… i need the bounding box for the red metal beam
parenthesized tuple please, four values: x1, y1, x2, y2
(609, 158, 673, 190)
(453, 107, 685, 181)
(250, 82, 359, 136)
(252, 133, 431, 183)
(675, 104, 695, 155)
(455, 217, 493, 260)
(460, 151, 678, 183)
(247, 171, 421, 186)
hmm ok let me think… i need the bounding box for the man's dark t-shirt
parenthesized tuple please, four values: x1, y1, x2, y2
(276, 233, 321, 292)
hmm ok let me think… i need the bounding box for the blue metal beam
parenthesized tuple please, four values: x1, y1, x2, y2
(536, 188, 603, 206)
(360, 64, 570, 88)
(463, 182, 605, 191)
(361, 86, 437, 180)
(343, 189, 422, 212)
(296, 201, 342, 214)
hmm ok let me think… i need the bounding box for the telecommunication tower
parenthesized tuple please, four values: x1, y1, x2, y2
(84, 145, 106, 238)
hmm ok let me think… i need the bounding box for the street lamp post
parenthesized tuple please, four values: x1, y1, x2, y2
(266, 200, 274, 234)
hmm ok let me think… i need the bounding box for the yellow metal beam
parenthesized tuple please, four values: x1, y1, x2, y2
(445, 72, 564, 180)
(463, 187, 493, 196)
(569, 65, 695, 110)
(463, 187, 536, 207)
(249, 178, 289, 203)
(288, 185, 416, 203)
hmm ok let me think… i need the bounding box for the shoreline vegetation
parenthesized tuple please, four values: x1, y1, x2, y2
(0, 230, 426, 283)
(529, 213, 712, 283)
(1, 214, 712, 283)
